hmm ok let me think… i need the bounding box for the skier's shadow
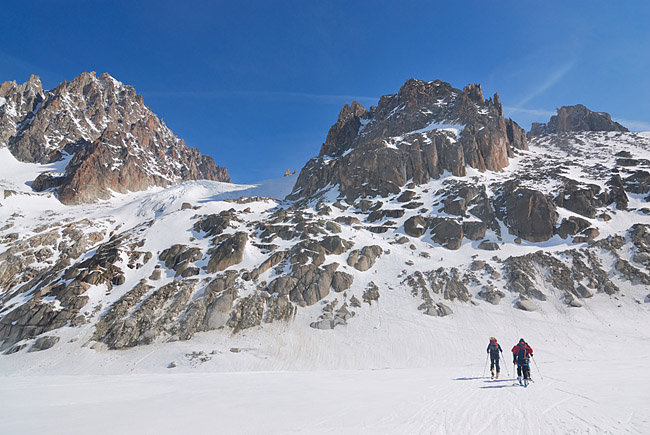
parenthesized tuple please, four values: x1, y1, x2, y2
(479, 379, 519, 389)
(454, 377, 519, 388)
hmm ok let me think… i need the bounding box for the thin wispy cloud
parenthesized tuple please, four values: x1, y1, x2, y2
(142, 89, 378, 105)
(516, 60, 577, 108)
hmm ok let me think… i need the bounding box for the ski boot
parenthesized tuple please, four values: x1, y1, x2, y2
(490, 370, 494, 380)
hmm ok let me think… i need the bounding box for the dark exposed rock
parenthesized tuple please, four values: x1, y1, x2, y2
(503, 256, 548, 301)
(247, 250, 287, 281)
(580, 228, 600, 241)
(331, 271, 354, 293)
(289, 241, 326, 267)
(28, 335, 60, 352)
(325, 221, 341, 233)
(362, 282, 380, 305)
(318, 235, 354, 255)
(288, 79, 527, 202)
(629, 224, 650, 272)
(505, 249, 618, 303)
(470, 260, 486, 271)
(228, 292, 295, 333)
(367, 208, 405, 223)
(425, 268, 471, 302)
(443, 198, 467, 216)
(403, 271, 455, 316)
(310, 302, 354, 330)
(159, 244, 202, 277)
(499, 187, 558, 242)
(624, 170, 650, 195)
(404, 215, 428, 238)
(419, 301, 453, 317)
(396, 190, 417, 202)
(206, 232, 248, 273)
(557, 216, 591, 239)
(335, 216, 361, 225)
(463, 221, 487, 241)
(430, 219, 463, 250)
(515, 296, 538, 311)
(0, 280, 90, 351)
(614, 260, 650, 285)
(529, 104, 628, 136)
(288, 263, 339, 306)
(1, 72, 229, 204)
(194, 210, 239, 237)
(468, 186, 501, 235)
(477, 241, 500, 251)
(478, 286, 505, 305)
(347, 245, 383, 271)
(149, 269, 162, 280)
(95, 279, 198, 348)
(267, 275, 299, 296)
(554, 184, 602, 218)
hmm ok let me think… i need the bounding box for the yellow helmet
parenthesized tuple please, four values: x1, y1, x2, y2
(490, 337, 496, 341)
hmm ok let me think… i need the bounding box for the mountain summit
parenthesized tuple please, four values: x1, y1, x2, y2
(289, 79, 527, 201)
(529, 104, 628, 136)
(0, 72, 229, 204)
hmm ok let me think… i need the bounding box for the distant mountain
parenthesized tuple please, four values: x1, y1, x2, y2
(529, 104, 628, 136)
(0, 72, 229, 204)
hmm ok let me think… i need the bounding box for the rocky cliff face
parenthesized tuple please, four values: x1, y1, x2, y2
(0, 72, 229, 204)
(289, 79, 528, 201)
(529, 104, 628, 136)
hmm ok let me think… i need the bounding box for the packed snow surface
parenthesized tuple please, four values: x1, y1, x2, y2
(1, 303, 648, 434)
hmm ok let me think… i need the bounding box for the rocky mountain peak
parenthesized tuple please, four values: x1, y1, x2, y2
(289, 78, 528, 201)
(529, 104, 629, 136)
(0, 72, 229, 204)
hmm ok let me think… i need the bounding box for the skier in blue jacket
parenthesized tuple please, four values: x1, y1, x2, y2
(486, 337, 502, 379)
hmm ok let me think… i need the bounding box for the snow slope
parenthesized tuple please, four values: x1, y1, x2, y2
(1, 134, 650, 434)
(0, 300, 648, 434)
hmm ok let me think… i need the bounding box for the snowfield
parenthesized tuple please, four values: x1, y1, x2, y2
(1, 137, 650, 434)
(1, 301, 649, 434)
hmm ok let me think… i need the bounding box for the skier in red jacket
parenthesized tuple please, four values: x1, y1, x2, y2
(512, 338, 533, 385)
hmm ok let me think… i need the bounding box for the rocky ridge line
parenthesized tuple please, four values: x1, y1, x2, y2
(0, 72, 229, 204)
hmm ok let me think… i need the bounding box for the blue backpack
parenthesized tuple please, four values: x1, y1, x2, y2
(517, 345, 530, 365)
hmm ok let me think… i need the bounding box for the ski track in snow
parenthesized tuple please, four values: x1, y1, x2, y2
(1, 356, 648, 435)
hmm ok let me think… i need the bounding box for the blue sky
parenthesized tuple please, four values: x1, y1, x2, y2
(2, 1, 649, 183)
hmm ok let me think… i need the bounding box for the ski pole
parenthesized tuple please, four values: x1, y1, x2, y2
(482, 353, 489, 378)
(532, 355, 544, 380)
(500, 351, 510, 376)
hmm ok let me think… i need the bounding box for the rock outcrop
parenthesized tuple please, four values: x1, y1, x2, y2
(498, 187, 558, 242)
(288, 79, 527, 201)
(0, 72, 229, 204)
(529, 104, 628, 136)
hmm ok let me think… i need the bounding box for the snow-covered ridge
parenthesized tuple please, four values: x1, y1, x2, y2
(383, 122, 465, 149)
